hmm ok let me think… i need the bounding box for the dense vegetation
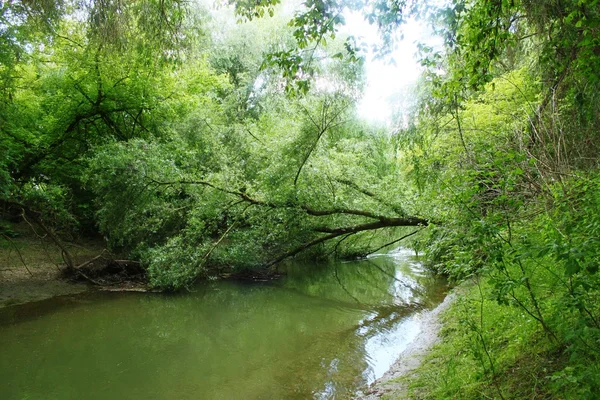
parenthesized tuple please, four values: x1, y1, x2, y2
(1, 0, 427, 288)
(1, 0, 599, 397)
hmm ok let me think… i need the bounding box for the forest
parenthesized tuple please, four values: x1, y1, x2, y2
(1, 0, 600, 398)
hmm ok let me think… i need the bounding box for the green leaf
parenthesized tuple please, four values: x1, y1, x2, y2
(565, 258, 581, 277)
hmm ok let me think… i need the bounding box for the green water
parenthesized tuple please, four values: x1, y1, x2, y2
(0, 248, 446, 399)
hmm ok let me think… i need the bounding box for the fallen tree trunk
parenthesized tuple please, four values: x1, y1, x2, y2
(266, 217, 428, 267)
(148, 177, 432, 267)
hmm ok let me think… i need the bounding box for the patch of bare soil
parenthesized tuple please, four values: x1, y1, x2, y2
(0, 225, 148, 307)
(355, 291, 458, 399)
(0, 238, 98, 307)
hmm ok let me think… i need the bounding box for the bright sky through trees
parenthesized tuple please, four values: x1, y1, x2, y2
(341, 12, 424, 123)
(201, 0, 430, 123)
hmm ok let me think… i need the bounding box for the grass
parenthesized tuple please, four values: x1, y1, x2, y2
(400, 278, 571, 400)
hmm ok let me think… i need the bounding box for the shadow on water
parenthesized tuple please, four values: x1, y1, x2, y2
(0, 248, 446, 399)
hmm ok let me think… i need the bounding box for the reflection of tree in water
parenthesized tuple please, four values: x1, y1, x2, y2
(0, 255, 446, 400)
(281, 251, 440, 310)
(119, 283, 372, 399)
(363, 258, 426, 303)
(275, 252, 446, 397)
(282, 259, 394, 307)
(333, 263, 361, 304)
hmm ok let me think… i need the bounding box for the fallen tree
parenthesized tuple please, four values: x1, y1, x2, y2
(150, 178, 430, 267)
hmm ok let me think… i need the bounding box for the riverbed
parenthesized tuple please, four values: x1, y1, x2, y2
(0, 248, 446, 399)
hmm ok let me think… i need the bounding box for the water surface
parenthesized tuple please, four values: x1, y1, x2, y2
(0, 248, 446, 399)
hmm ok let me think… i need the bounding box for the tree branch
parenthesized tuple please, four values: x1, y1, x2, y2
(149, 178, 413, 221)
(334, 178, 405, 215)
(265, 217, 428, 267)
(364, 229, 423, 256)
(294, 99, 348, 185)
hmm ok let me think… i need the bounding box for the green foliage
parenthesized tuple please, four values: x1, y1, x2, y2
(143, 235, 211, 290)
(389, 0, 600, 391)
(2, 13, 599, 399)
(408, 203, 600, 398)
(222, 0, 281, 21)
(2, 0, 417, 294)
(407, 280, 558, 399)
(84, 93, 412, 288)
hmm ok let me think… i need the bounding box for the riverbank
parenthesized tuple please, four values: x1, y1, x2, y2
(0, 221, 159, 308)
(356, 289, 458, 399)
(388, 274, 592, 399)
(0, 232, 98, 307)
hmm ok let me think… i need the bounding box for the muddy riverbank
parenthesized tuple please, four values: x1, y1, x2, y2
(0, 228, 121, 307)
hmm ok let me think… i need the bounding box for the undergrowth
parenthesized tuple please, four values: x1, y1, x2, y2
(403, 173, 600, 399)
(405, 279, 567, 399)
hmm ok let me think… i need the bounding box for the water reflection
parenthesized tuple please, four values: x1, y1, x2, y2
(0, 248, 446, 399)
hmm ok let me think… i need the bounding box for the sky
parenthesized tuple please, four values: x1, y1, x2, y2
(340, 12, 429, 123)
(201, 0, 437, 124)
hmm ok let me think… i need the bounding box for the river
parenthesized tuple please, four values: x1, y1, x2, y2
(0, 248, 446, 399)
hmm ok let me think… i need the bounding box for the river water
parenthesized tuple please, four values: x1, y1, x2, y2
(0, 248, 446, 399)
